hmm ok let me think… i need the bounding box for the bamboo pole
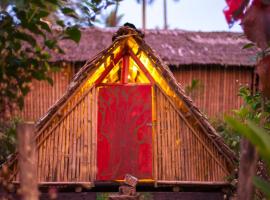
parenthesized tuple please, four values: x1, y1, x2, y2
(167, 102, 172, 180)
(17, 123, 38, 200)
(156, 88, 161, 180)
(58, 119, 64, 181)
(160, 89, 165, 180)
(157, 180, 230, 186)
(81, 97, 87, 181)
(174, 109, 181, 180)
(152, 86, 158, 184)
(93, 88, 98, 182)
(86, 91, 91, 181)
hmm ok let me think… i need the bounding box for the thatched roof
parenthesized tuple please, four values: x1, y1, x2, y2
(3, 27, 237, 181)
(37, 26, 237, 169)
(53, 27, 256, 67)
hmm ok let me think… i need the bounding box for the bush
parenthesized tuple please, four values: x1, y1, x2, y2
(0, 118, 21, 165)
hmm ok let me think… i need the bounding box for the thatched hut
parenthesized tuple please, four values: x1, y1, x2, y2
(5, 27, 236, 194)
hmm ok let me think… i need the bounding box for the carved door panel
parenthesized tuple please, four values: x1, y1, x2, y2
(97, 85, 152, 181)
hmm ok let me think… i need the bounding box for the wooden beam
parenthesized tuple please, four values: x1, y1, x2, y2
(95, 52, 123, 85)
(17, 123, 38, 200)
(121, 54, 129, 84)
(157, 180, 230, 186)
(128, 49, 155, 84)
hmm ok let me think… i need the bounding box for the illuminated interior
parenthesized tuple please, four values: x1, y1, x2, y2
(102, 59, 122, 84)
(128, 57, 150, 83)
(80, 37, 186, 111)
(127, 37, 185, 110)
(100, 56, 150, 84)
(81, 44, 122, 91)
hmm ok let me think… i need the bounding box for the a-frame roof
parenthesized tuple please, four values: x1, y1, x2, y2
(5, 26, 237, 176)
(37, 26, 236, 166)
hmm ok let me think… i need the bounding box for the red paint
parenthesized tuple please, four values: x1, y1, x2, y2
(121, 55, 129, 84)
(97, 85, 153, 180)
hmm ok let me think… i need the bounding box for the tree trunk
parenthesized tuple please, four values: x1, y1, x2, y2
(163, 0, 168, 29)
(17, 123, 38, 200)
(142, 0, 146, 29)
(237, 138, 258, 200)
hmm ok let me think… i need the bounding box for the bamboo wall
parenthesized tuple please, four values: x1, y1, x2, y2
(19, 64, 74, 122)
(17, 64, 254, 123)
(12, 85, 230, 183)
(15, 87, 97, 183)
(172, 65, 254, 119)
(154, 87, 229, 182)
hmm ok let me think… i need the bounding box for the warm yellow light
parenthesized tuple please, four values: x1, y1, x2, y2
(126, 37, 185, 110)
(128, 57, 150, 83)
(102, 60, 122, 83)
(81, 43, 123, 90)
(132, 65, 137, 72)
(127, 38, 139, 55)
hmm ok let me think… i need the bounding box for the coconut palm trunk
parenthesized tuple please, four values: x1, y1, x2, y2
(142, 0, 146, 29)
(163, 0, 168, 29)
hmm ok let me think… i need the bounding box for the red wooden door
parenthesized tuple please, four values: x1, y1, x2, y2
(97, 85, 152, 181)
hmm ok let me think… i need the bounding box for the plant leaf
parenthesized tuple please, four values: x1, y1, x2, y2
(242, 43, 255, 49)
(65, 27, 81, 43)
(61, 7, 78, 18)
(253, 176, 270, 198)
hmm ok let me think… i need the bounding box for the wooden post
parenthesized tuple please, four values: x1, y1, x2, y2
(17, 123, 39, 200)
(237, 139, 258, 200)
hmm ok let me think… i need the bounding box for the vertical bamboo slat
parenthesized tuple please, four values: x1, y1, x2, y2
(13, 72, 233, 185)
(172, 67, 253, 118)
(87, 90, 91, 181)
(155, 86, 229, 182)
(152, 87, 158, 183)
(93, 87, 98, 182)
(24, 85, 97, 183)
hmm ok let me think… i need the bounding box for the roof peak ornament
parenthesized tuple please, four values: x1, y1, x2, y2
(112, 22, 144, 41)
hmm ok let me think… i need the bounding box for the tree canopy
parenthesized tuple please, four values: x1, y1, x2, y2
(0, 0, 120, 119)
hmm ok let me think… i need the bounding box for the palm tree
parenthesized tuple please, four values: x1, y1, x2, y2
(163, 0, 180, 29)
(104, 1, 123, 27)
(136, 0, 154, 29)
(136, 0, 179, 30)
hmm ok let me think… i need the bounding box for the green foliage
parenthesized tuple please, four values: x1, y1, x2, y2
(211, 118, 240, 156)
(226, 119, 270, 165)
(242, 42, 255, 49)
(225, 86, 270, 198)
(226, 117, 270, 198)
(253, 176, 270, 198)
(0, 118, 21, 165)
(233, 86, 270, 123)
(0, 0, 119, 117)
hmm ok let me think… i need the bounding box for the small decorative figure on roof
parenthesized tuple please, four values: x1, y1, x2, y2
(112, 23, 144, 41)
(123, 22, 137, 29)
